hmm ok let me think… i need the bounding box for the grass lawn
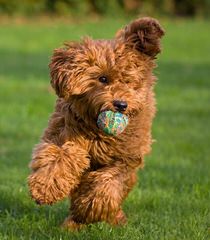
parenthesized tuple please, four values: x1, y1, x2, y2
(0, 18, 210, 239)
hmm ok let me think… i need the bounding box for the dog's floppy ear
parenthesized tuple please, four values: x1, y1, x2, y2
(49, 43, 77, 98)
(117, 17, 165, 58)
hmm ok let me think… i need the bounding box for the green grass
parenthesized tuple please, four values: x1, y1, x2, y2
(0, 18, 210, 240)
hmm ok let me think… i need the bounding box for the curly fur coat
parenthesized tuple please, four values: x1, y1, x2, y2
(28, 17, 164, 230)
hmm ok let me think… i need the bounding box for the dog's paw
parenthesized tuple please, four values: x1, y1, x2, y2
(110, 209, 127, 226)
(62, 216, 85, 231)
(28, 170, 70, 205)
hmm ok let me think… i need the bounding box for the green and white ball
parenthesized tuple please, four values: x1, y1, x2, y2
(97, 110, 129, 136)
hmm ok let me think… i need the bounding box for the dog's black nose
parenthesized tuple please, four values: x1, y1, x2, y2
(113, 100, 128, 112)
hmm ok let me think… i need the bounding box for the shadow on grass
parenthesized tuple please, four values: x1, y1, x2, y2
(0, 188, 73, 239)
(0, 188, 68, 222)
(157, 60, 210, 89)
(0, 48, 210, 89)
(0, 49, 50, 80)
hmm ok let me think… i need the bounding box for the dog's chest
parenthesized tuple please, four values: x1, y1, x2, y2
(88, 135, 134, 167)
(88, 138, 121, 166)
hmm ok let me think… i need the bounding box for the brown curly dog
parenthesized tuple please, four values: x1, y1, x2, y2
(28, 17, 164, 230)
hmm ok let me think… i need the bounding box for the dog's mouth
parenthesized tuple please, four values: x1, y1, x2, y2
(95, 101, 141, 125)
(96, 109, 126, 121)
(97, 108, 138, 119)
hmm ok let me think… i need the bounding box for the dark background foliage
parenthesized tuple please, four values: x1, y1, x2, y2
(0, 0, 209, 17)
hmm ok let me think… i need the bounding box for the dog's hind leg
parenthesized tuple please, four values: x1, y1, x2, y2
(64, 164, 137, 229)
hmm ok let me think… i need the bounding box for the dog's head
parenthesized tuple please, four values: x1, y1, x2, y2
(49, 17, 164, 127)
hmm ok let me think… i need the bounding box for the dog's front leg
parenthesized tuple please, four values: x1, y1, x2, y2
(28, 141, 90, 205)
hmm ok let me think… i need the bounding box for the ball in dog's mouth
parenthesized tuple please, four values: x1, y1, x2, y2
(97, 110, 129, 136)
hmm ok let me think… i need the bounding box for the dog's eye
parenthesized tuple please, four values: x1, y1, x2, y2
(99, 76, 109, 84)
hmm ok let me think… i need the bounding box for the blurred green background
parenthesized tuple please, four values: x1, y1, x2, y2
(0, 0, 210, 239)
